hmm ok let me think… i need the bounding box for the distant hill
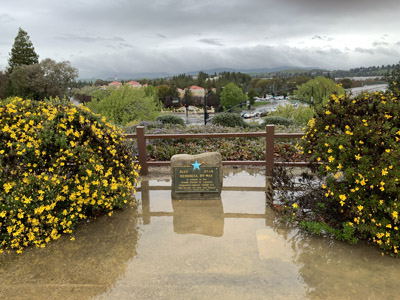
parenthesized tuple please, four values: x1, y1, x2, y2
(90, 71, 171, 81)
(183, 66, 319, 76)
(80, 66, 321, 81)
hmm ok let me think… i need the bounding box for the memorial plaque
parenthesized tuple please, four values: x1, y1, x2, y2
(174, 167, 220, 193)
(171, 152, 223, 200)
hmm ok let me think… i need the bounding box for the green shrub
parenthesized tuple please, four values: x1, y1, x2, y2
(267, 104, 315, 126)
(157, 114, 186, 127)
(300, 90, 400, 255)
(262, 116, 293, 127)
(292, 105, 315, 125)
(0, 97, 140, 253)
(211, 112, 247, 127)
(86, 85, 161, 126)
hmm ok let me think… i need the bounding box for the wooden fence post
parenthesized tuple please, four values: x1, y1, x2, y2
(136, 126, 148, 175)
(265, 125, 274, 205)
(265, 125, 274, 177)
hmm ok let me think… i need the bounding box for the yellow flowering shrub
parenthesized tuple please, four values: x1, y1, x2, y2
(300, 89, 400, 255)
(0, 98, 140, 253)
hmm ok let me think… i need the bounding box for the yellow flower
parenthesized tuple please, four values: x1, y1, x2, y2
(292, 203, 298, 209)
(3, 182, 13, 193)
(325, 110, 331, 115)
(385, 114, 392, 119)
(355, 154, 361, 160)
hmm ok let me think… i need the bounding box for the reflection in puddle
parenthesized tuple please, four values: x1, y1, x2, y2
(2, 168, 400, 299)
(172, 199, 224, 237)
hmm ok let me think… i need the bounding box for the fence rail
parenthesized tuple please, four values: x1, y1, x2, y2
(125, 125, 307, 176)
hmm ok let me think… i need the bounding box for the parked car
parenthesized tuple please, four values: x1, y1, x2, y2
(243, 111, 257, 119)
(240, 111, 249, 117)
(254, 108, 269, 117)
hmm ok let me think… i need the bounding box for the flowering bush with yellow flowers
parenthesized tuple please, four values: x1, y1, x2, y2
(300, 89, 400, 255)
(0, 98, 140, 253)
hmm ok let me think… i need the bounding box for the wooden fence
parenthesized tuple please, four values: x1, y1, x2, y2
(125, 124, 308, 176)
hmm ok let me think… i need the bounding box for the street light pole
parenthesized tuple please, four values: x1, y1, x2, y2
(204, 91, 212, 125)
(185, 90, 189, 118)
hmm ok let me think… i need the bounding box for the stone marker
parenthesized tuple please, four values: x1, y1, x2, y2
(171, 152, 223, 200)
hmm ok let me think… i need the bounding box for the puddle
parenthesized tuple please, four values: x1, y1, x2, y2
(1, 168, 400, 299)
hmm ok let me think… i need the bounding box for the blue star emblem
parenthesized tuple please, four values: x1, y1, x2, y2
(191, 160, 202, 170)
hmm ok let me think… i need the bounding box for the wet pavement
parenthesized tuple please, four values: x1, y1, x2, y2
(1, 167, 400, 299)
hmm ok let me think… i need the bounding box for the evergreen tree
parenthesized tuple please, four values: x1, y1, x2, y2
(8, 28, 39, 73)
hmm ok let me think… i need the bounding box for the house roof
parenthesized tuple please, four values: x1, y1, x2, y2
(189, 85, 204, 90)
(127, 80, 141, 86)
(109, 81, 121, 86)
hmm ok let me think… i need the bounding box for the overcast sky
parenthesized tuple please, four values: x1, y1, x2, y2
(1, 0, 399, 78)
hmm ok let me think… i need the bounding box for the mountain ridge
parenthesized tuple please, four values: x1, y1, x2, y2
(80, 66, 322, 81)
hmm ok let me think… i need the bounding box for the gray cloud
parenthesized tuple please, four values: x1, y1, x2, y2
(312, 35, 334, 41)
(0, 13, 14, 23)
(354, 48, 375, 54)
(54, 34, 125, 43)
(198, 38, 224, 46)
(373, 42, 389, 46)
(157, 34, 167, 39)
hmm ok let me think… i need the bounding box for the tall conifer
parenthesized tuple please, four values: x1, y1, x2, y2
(8, 28, 39, 73)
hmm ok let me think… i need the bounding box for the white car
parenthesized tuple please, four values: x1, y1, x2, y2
(243, 112, 257, 119)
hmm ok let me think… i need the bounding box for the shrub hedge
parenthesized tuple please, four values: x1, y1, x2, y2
(210, 112, 248, 127)
(157, 114, 186, 127)
(0, 98, 140, 253)
(300, 90, 400, 255)
(262, 116, 293, 127)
